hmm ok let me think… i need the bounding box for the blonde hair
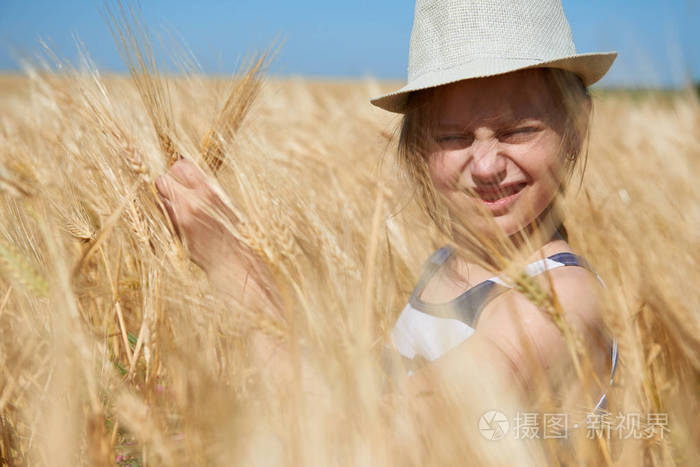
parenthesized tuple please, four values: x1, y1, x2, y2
(396, 68, 592, 238)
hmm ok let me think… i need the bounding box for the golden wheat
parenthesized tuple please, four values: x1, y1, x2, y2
(0, 39, 697, 465)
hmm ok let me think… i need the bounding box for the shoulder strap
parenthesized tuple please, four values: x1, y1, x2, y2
(475, 252, 595, 321)
(488, 252, 594, 287)
(409, 246, 454, 301)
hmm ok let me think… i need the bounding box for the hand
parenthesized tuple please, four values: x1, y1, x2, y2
(155, 158, 282, 316)
(155, 158, 236, 275)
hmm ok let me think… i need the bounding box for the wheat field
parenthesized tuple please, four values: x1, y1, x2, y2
(0, 33, 699, 466)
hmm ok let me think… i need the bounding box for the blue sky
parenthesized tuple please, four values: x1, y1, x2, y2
(0, 1, 698, 87)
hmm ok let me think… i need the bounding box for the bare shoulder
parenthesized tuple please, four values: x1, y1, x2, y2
(475, 263, 606, 383)
(484, 263, 603, 329)
(540, 263, 604, 327)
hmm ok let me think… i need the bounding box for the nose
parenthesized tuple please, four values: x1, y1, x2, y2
(469, 137, 506, 186)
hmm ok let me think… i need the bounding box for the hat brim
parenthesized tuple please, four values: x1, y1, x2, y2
(370, 52, 617, 114)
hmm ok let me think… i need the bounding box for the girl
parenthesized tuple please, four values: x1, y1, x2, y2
(156, 0, 617, 406)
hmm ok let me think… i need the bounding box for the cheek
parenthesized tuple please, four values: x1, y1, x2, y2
(519, 137, 565, 185)
(428, 151, 464, 191)
(516, 143, 565, 209)
(427, 153, 450, 189)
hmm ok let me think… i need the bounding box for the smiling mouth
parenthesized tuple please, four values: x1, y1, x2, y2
(467, 182, 527, 215)
(473, 182, 527, 202)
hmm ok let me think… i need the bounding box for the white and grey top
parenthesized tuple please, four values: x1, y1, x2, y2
(391, 246, 618, 410)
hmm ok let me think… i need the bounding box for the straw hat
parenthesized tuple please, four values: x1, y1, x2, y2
(371, 0, 616, 114)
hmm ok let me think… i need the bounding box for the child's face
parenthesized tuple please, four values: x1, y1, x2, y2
(427, 70, 568, 237)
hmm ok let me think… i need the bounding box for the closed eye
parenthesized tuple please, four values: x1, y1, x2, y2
(435, 134, 474, 148)
(498, 126, 541, 143)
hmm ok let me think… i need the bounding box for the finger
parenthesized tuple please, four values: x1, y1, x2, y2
(154, 173, 171, 200)
(171, 158, 206, 190)
(170, 160, 229, 213)
(155, 172, 191, 202)
(155, 173, 191, 226)
(159, 197, 181, 239)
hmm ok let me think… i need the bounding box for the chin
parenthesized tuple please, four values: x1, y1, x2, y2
(493, 216, 522, 237)
(495, 205, 554, 240)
